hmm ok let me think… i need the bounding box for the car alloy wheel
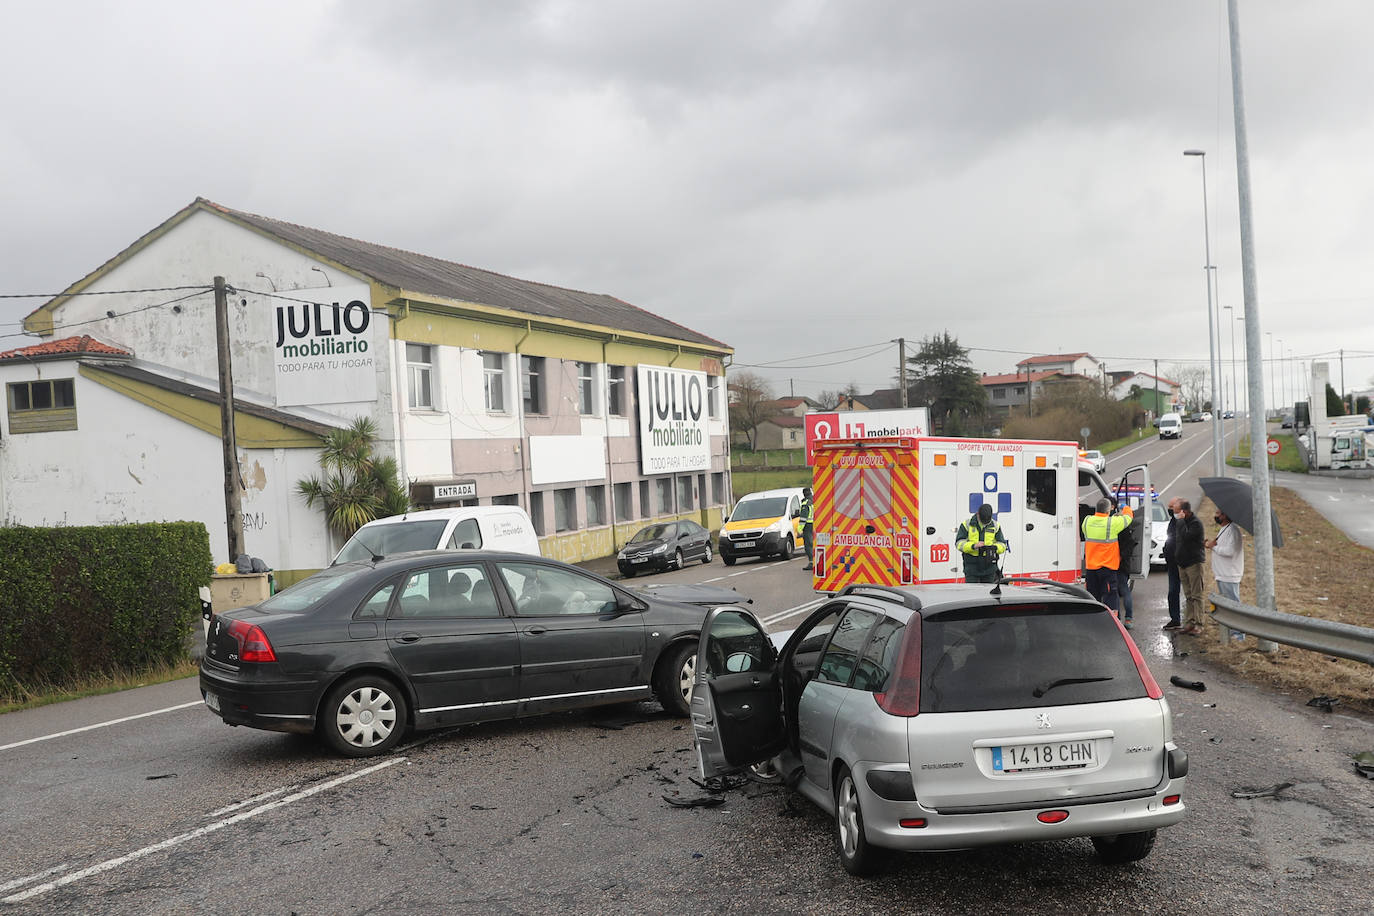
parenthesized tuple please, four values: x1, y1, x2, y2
(702, 543, 713, 564)
(321, 675, 407, 757)
(835, 766, 880, 876)
(654, 642, 697, 717)
(673, 549, 684, 570)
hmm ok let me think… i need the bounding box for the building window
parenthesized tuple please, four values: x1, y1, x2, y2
(993, 389, 1007, 401)
(677, 476, 695, 510)
(7, 378, 77, 434)
(614, 482, 633, 522)
(639, 480, 651, 518)
(522, 356, 545, 414)
(655, 478, 673, 515)
(707, 375, 721, 419)
(554, 487, 577, 532)
(406, 343, 433, 409)
(711, 472, 725, 505)
(491, 493, 520, 507)
(577, 362, 597, 416)
(529, 491, 545, 536)
(586, 485, 606, 527)
(1014, 386, 1026, 396)
(482, 351, 506, 412)
(607, 365, 627, 416)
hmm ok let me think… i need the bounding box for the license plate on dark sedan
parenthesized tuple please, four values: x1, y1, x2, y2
(992, 740, 1094, 773)
(632, 557, 648, 564)
(204, 691, 220, 713)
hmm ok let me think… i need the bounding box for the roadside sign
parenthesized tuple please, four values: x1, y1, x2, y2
(1266, 437, 1281, 456)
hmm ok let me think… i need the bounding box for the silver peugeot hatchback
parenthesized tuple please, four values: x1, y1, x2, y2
(691, 581, 1188, 875)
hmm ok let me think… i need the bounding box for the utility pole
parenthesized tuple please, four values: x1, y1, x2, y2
(215, 276, 245, 561)
(1340, 348, 1346, 414)
(897, 338, 908, 407)
(1153, 358, 1160, 418)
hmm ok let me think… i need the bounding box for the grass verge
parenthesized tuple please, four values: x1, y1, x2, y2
(1230, 432, 1307, 473)
(732, 468, 812, 500)
(1190, 487, 1374, 714)
(0, 658, 200, 715)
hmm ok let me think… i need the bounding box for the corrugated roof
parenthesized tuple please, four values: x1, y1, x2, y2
(198, 199, 728, 351)
(1016, 352, 1093, 366)
(0, 335, 131, 362)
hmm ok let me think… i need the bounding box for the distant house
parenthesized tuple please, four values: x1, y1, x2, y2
(1016, 352, 1106, 380)
(752, 414, 807, 449)
(764, 396, 822, 417)
(981, 370, 1069, 415)
(1110, 372, 1182, 415)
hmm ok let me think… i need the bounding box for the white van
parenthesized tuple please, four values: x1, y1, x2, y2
(332, 506, 541, 565)
(1157, 413, 1183, 440)
(718, 487, 808, 565)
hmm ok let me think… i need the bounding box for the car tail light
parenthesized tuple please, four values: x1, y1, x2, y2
(899, 818, 927, 829)
(1113, 614, 1163, 699)
(874, 621, 922, 716)
(1037, 810, 1070, 824)
(228, 619, 277, 663)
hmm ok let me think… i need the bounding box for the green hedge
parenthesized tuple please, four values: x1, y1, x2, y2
(0, 522, 212, 695)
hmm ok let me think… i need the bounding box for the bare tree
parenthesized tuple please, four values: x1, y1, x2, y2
(816, 381, 861, 409)
(728, 370, 778, 450)
(1168, 364, 1209, 412)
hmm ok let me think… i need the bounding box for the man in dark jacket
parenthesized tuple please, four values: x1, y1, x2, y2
(955, 504, 1008, 583)
(1175, 500, 1208, 635)
(1161, 497, 1183, 630)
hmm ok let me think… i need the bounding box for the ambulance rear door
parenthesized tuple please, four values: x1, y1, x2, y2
(1017, 444, 1077, 580)
(812, 440, 916, 590)
(917, 440, 1026, 582)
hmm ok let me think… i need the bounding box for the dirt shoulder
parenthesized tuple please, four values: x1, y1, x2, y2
(1192, 487, 1374, 715)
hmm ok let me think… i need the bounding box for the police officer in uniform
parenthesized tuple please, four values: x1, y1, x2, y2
(955, 503, 1008, 583)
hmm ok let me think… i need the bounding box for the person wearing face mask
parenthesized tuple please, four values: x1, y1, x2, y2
(1206, 509, 1244, 638)
(1174, 500, 1207, 635)
(955, 503, 1008, 583)
(1160, 497, 1184, 630)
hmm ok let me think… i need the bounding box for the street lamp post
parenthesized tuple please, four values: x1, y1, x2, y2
(1184, 148, 1225, 476)
(1266, 331, 1276, 417)
(1224, 304, 1240, 447)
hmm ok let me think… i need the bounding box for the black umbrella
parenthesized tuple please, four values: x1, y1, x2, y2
(1198, 477, 1284, 548)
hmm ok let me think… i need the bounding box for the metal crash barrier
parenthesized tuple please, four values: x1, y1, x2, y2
(1209, 592, 1374, 666)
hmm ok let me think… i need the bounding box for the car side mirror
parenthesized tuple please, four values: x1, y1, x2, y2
(615, 592, 646, 614)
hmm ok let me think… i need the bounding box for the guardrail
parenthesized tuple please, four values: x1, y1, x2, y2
(1209, 592, 1374, 666)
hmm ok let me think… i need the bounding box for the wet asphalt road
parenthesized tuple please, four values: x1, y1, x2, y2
(3, 427, 1374, 914)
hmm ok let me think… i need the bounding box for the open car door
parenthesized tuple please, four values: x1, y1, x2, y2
(690, 607, 786, 778)
(1110, 463, 1154, 581)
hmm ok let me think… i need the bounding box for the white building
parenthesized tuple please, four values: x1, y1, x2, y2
(3, 199, 733, 584)
(1015, 352, 1106, 380)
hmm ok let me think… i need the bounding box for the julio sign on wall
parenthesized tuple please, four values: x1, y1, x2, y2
(272, 283, 378, 407)
(637, 365, 711, 475)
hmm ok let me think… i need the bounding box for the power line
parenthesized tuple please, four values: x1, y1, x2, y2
(0, 285, 211, 300)
(0, 289, 213, 342)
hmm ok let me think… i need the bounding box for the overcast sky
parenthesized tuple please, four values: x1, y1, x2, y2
(3, 1, 1372, 405)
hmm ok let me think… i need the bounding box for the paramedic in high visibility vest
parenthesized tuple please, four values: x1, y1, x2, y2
(1081, 497, 1134, 611)
(955, 504, 1008, 583)
(800, 487, 816, 571)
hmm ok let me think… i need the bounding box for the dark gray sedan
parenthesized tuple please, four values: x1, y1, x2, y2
(200, 550, 730, 757)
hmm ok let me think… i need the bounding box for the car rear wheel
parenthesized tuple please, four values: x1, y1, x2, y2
(320, 675, 407, 757)
(1091, 829, 1157, 864)
(777, 536, 794, 561)
(701, 543, 713, 564)
(835, 765, 880, 876)
(654, 641, 696, 717)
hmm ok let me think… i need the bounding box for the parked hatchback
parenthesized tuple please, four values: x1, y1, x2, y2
(692, 582, 1187, 875)
(201, 551, 730, 757)
(617, 520, 714, 576)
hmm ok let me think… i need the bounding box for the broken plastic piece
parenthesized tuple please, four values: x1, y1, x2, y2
(1306, 695, 1340, 712)
(663, 794, 725, 809)
(1353, 752, 1374, 780)
(1169, 675, 1206, 692)
(1230, 782, 1293, 799)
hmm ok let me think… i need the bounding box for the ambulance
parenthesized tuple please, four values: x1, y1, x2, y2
(810, 436, 1150, 591)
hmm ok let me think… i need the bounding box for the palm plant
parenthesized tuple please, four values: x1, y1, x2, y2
(296, 417, 409, 539)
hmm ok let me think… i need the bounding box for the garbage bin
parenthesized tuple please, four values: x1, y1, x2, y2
(209, 572, 272, 616)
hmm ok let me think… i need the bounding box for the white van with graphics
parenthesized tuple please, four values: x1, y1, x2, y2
(332, 506, 541, 564)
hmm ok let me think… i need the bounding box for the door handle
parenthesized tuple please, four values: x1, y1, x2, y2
(525, 626, 548, 635)
(397, 633, 421, 643)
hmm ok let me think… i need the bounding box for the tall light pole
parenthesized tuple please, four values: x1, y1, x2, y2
(1277, 337, 1285, 410)
(1266, 331, 1276, 415)
(1184, 148, 1225, 476)
(1224, 304, 1239, 446)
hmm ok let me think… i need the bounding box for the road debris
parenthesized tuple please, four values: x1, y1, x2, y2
(1170, 675, 1206, 692)
(1230, 782, 1294, 800)
(1354, 752, 1374, 780)
(1306, 695, 1340, 713)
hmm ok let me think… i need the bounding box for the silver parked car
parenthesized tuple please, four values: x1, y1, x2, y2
(691, 582, 1188, 875)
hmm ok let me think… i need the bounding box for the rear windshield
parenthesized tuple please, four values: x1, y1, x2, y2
(256, 566, 366, 614)
(920, 603, 1147, 712)
(731, 497, 788, 522)
(334, 520, 449, 563)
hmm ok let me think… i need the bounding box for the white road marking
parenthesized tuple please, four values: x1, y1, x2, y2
(0, 863, 72, 894)
(701, 576, 727, 583)
(761, 597, 826, 627)
(205, 785, 297, 819)
(0, 701, 204, 752)
(727, 570, 751, 577)
(2, 758, 404, 904)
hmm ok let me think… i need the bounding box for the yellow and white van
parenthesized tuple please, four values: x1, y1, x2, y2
(718, 487, 807, 566)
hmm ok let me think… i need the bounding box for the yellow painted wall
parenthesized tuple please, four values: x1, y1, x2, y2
(538, 508, 726, 563)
